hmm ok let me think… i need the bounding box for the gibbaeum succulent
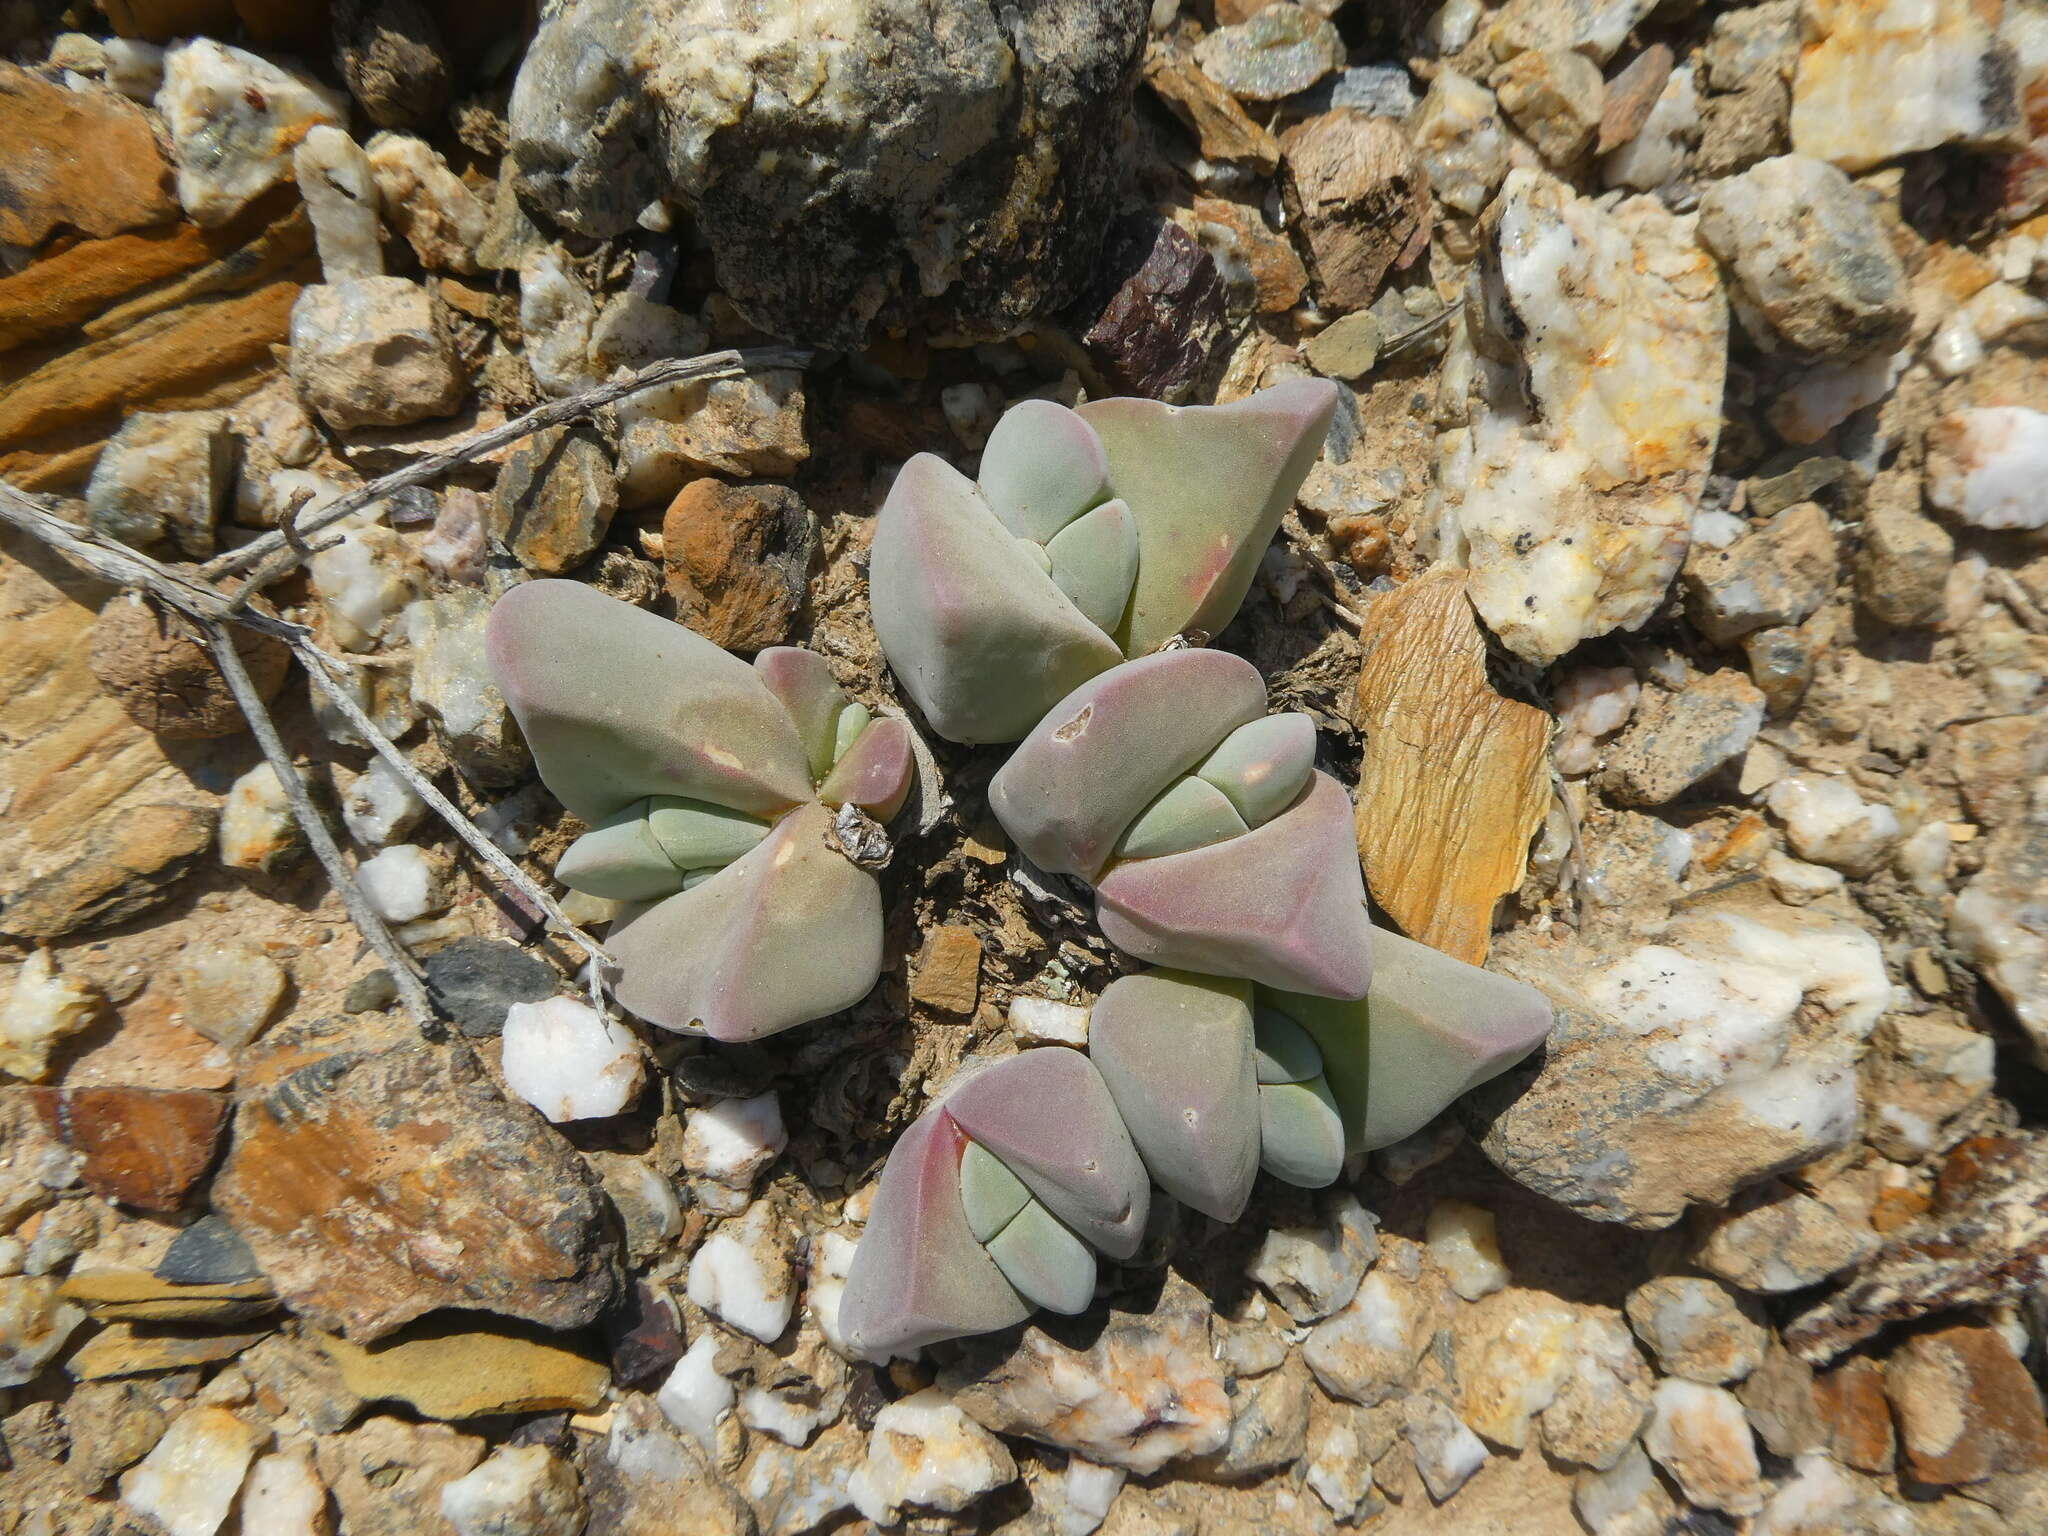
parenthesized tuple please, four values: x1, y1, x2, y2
(870, 379, 1339, 743)
(839, 934, 1552, 1355)
(989, 647, 1374, 999)
(487, 579, 913, 1041)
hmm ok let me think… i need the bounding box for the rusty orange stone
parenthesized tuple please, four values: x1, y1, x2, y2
(30, 1085, 229, 1211)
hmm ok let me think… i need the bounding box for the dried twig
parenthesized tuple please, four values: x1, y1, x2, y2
(201, 619, 440, 1030)
(290, 637, 616, 1007)
(203, 345, 812, 594)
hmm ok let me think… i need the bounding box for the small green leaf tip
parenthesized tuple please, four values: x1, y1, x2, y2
(870, 380, 1337, 746)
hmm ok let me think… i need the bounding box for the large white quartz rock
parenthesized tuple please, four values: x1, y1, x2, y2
(295, 126, 384, 281)
(157, 40, 346, 225)
(1925, 406, 2048, 530)
(1790, 0, 2025, 172)
(1450, 170, 1727, 664)
(500, 997, 646, 1122)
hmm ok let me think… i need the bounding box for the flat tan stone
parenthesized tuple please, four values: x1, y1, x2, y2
(317, 1324, 609, 1421)
(911, 925, 983, 1015)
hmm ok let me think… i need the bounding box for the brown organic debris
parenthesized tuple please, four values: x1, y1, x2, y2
(1352, 570, 1550, 965)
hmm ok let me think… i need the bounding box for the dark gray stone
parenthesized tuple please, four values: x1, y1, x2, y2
(423, 938, 559, 1037)
(157, 1214, 263, 1286)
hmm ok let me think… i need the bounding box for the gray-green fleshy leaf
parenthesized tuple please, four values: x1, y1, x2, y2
(755, 647, 850, 784)
(988, 649, 1267, 881)
(979, 397, 1112, 545)
(607, 801, 882, 1041)
(1196, 713, 1318, 829)
(1253, 1006, 1324, 1085)
(1258, 1076, 1345, 1188)
(1262, 925, 1556, 1153)
(870, 453, 1123, 744)
(832, 702, 872, 764)
(1078, 377, 1338, 654)
(555, 802, 684, 903)
(984, 1198, 1097, 1316)
(1088, 969, 1260, 1223)
(960, 1141, 1031, 1245)
(486, 579, 814, 822)
(1114, 776, 1250, 861)
(1044, 497, 1138, 638)
(646, 796, 772, 870)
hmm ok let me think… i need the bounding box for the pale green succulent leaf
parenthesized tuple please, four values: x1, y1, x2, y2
(1258, 1077, 1346, 1188)
(554, 801, 684, 903)
(1114, 775, 1250, 861)
(1253, 1006, 1324, 1085)
(832, 702, 873, 764)
(979, 397, 1112, 545)
(984, 1197, 1098, 1316)
(646, 796, 772, 870)
(1044, 497, 1138, 638)
(1195, 713, 1318, 829)
(959, 1141, 1031, 1245)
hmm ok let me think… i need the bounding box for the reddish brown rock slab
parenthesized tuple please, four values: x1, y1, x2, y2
(661, 478, 819, 652)
(1279, 110, 1433, 311)
(213, 1014, 620, 1342)
(1813, 1356, 1894, 1472)
(1885, 1324, 2048, 1484)
(29, 1086, 228, 1212)
(1079, 217, 1230, 403)
(0, 64, 177, 248)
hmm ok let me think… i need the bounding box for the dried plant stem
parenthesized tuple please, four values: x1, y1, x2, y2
(203, 344, 813, 594)
(202, 619, 440, 1031)
(291, 638, 615, 998)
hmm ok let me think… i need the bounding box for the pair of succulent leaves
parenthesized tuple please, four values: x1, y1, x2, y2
(839, 938, 1555, 1357)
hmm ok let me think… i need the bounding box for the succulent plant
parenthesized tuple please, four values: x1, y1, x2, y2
(839, 931, 1552, 1352)
(869, 378, 1340, 743)
(839, 1048, 1151, 1358)
(988, 648, 1373, 998)
(487, 579, 913, 1040)
(1091, 932, 1553, 1221)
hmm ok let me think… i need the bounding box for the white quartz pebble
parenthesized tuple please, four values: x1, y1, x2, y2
(688, 1201, 796, 1343)
(356, 844, 450, 924)
(500, 997, 645, 1122)
(656, 1334, 734, 1454)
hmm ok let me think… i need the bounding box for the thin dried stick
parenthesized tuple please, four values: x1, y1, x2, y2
(204, 344, 812, 592)
(291, 637, 616, 1001)
(202, 618, 439, 1031)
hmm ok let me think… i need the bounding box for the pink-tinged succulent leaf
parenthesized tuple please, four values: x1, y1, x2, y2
(984, 1198, 1098, 1315)
(487, 579, 813, 822)
(1196, 713, 1318, 829)
(1096, 772, 1373, 998)
(839, 1109, 1030, 1358)
(607, 802, 882, 1041)
(1253, 1006, 1323, 1085)
(988, 650, 1267, 880)
(1089, 970, 1260, 1223)
(1264, 926, 1555, 1153)
(816, 717, 914, 823)
(940, 1050, 1150, 1261)
(978, 398, 1113, 545)
(1257, 1078, 1345, 1188)
(1114, 776, 1249, 860)
(1044, 497, 1139, 638)
(959, 1140, 1031, 1243)
(870, 454, 1123, 744)
(1078, 377, 1338, 654)
(555, 803, 684, 903)
(754, 647, 851, 784)
(646, 795, 772, 870)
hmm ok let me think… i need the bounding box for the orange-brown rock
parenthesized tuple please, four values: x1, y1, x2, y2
(29, 1086, 229, 1212)
(213, 1014, 621, 1342)
(1142, 45, 1281, 173)
(661, 478, 818, 652)
(0, 226, 216, 354)
(911, 925, 984, 1015)
(1886, 1324, 2048, 1484)
(90, 594, 292, 739)
(1813, 1356, 1894, 1472)
(1352, 569, 1550, 966)
(0, 544, 217, 935)
(0, 804, 215, 941)
(1190, 197, 1308, 314)
(0, 65, 177, 248)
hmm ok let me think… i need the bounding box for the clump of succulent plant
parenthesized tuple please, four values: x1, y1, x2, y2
(870, 378, 1339, 743)
(487, 579, 913, 1040)
(839, 1048, 1150, 1358)
(1091, 931, 1554, 1221)
(988, 647, 1373, 998)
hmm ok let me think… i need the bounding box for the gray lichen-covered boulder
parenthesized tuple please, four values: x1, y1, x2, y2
(506, 0, 1147, 346)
